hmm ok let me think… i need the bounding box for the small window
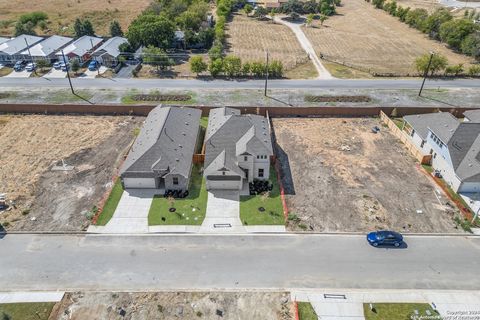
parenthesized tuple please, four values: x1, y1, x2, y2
(258, 168, 264, 178)
(173, 177, 179, 185)
(420, 141, 425, 148)
(244, 156, 248, 161)
(433, 153, 437, 159)
(256, 155, 259, 159)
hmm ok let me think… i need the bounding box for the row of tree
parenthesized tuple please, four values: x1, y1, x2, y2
(207, 0, 235, 62)
(189, 55, 284, 78)
(368, 0, 480, 61)
(415, 53, 480, 76)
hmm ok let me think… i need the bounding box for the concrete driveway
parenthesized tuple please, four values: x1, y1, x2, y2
(81, 66, 108, 79)
(94, 189, 157, 234)
(43, 68, 66, 78)
(200, 190, 245, 233)
(4, 69, 32, 78)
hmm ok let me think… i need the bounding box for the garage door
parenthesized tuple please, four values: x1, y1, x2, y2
(123, 178, 156, 189)
(207, 180, 241, 190)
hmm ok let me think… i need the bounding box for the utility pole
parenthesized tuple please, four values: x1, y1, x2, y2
(89, 38, 100, 76)
(264, 50, 269, 97)
(62, 50, 75, 95)
(24, 37, 35, 75)
(418, 51, 434, 97)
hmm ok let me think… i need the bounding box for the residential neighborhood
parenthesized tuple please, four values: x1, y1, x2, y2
(1, 0, 480, 318)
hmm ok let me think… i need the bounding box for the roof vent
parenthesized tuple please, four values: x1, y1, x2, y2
(185, 122, 189, 125)
(182, 132, 186, 136)
(176, 158, 180, 162)
(179, 144, 183, 148)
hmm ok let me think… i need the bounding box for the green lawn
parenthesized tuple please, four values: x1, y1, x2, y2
(363, 303, 440, 320)
(95, 178, 124, 226)
(240, 167, 285, 225)
(298, 302, 317, 320)
(148, 165, 207, 225)
(392, 118, 404, 130)
(200, 116, 209, 129)
(0, 302, 56, 320)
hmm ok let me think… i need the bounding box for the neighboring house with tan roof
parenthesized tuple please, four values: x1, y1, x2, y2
(403, 112, 480, 193)
(119, 106, 201, 190)
(463, 110, 480, 123)
(204, 107, 273, 190)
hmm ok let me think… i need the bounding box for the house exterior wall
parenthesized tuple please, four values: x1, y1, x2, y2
(253, 156, 270, 180)
(238, 155, 254, 181)
(164, 173, 188, 191)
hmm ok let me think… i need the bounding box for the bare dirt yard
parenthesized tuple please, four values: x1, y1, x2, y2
(302, 0, 473, 75)
(0, 115, 141, 231)
(226, 12, 312, 75)
(49, 292, 292, 320)
(0, 0, 150, 36)
(273, 117, 462, 233)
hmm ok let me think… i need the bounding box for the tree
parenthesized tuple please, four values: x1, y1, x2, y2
(74, 18, 95, 38)
(242, 62, 251, 76)
(223, 55, 242, 77)
(36, 59, 50, 70)
(208, 41, 224, 61)
(126, 14, 175, 49)
(439, 19, 476, 51)
(405, 8, 428, 30)
(244, 4, 253, 15)
(461, 32, 480, 60)
(251, 61, 266, 77)
(423, 8, 452, 39)
(268, 60, 284, 78)
(372, 0, 385, 9)
(414, 53, 448, 76)
(444, 63, 464, 76)
(254, 6, 268, 19)
(282, 0, 304, 14)
(189, 56, 207, 75)
(289, 11, 300, 21)
(119, 42, 134, 53)
(270, 9, 276, 23)
(209, 58, 223, 77)
(306, 13, 315, 27)
(71, 59, 80, 74)
(142, 46, 173, 71)
(110, 20, 123, 37)
(14, 21, 35, 36)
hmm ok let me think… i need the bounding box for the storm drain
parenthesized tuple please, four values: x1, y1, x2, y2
(214, 224, 232, 228)
(324, 294, 347, 299)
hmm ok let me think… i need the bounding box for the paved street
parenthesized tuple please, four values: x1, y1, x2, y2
(1, 234, 480, 291)
(0, 77, 479, 91)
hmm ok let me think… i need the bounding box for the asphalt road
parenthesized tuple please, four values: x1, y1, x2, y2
(1, 234, 480, 291)
(0, 77, 479, 90)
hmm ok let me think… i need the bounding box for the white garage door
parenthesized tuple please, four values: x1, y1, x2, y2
(123, 178, 156, 189)
(207, 179, 241, 190)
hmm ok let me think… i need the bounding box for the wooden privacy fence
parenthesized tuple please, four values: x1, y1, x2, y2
(192, 154, 205, 164)
(380, 111, 432, 165)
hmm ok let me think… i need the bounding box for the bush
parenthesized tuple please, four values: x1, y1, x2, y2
(468, 65, 480, 76)
(461, 32, 480, 60)
(189, 56, 208, 75)
(414, 53, 448, 76)
(269, 60, 284, 78)
(209, 58, 224, 77)
(223, 55, 242, 77)
(405, 8, 428, 30)
(439, 19, 476, 51)
(251, 61, 266, 77)
(19, 11, 48, 25)
(444, 63, 464, 76)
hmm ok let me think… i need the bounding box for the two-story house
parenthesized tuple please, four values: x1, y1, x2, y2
(403, 112, 480, 193)
(203, 107, 273, 190)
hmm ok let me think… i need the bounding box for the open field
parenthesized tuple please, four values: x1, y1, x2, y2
(0, 302, 55, 320)
(273, 117, 462, 233)
(0, 115, 141, 231)
(0, 0, 150, 36)
(49, 292, 293, 320)
(226, 12, 310, 73)
(303, 0, 473, 75)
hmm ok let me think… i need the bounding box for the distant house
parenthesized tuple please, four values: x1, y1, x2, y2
(403, 112, 480, 193)
(92, 36, 128, 67)
(203, 107, 273, 190)
(0, 34, 43, 64)
(56, 35, 103, 64)
(174, 31, 185, 49)
(20, 35, 73, 62)
(119, 106, 201, 190)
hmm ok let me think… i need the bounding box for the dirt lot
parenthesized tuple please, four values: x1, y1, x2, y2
(226, 13, 309, 72)
(0, 115, 140, 231)
(273, 117, 462, 233)
(0, 0, 150, 36)
(302, 0, 473, 75)
(49, 292, 292, 320)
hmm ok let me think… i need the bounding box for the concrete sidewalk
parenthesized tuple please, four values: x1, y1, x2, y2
(0, 291, 64, 303)
(292, 289, 480, 320)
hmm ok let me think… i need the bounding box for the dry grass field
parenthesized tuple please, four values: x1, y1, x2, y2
(226, 12, 309, 72)
(303, 0, 473, 75)
(0, 0, 151, 36)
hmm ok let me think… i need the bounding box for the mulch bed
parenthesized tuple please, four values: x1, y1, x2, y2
(305, 95, 371, 103)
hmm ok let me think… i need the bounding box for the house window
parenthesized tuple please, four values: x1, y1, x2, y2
(433, 153, 437, 159)
(258, 168, 264, 178)
(257, 155, 259, 159)
(173, 177, 179, 185)
(420, 141, 425, 148)
(244, 156, 248, 161)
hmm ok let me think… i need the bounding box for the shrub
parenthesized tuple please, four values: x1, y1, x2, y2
(19, 11, 48, 25)
(468, 65, 480, 76)
(414, 53, 448, 76)
(209, 58, 224, 77)
(439, 19, 476, 51)
(444, 63, 464, 76)
(223, 55, 242, 77)
(189, 56, 208, 75)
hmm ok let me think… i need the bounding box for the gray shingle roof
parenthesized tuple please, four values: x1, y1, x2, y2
(57, 35, 103, 57)
(205, 107, 273, 175)
(20, 35, 73, 57)
(0, 38, 9, 45)
(463, 110, 480, 123)
(120, 106, 201, 178)
(92, 36, 127, 58)
(403, 112, 459, 142)
(447, 123, 480, 181)
(0, 35, 43, 55)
